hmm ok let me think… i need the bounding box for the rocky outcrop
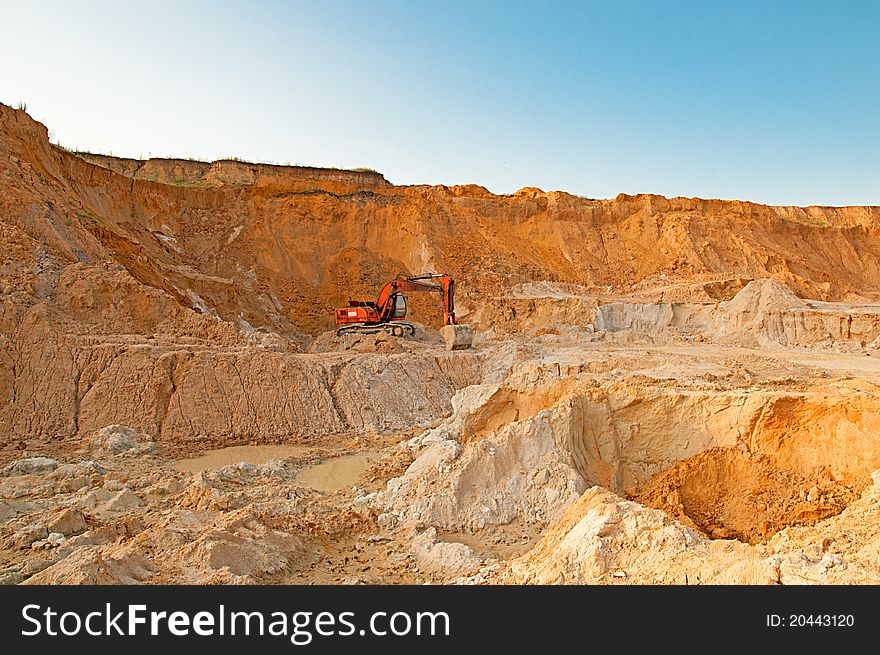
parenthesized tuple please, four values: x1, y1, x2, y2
(1, 303, 484, 445)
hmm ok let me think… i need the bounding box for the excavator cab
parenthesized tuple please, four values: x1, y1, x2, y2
(391, 293, 407, 319)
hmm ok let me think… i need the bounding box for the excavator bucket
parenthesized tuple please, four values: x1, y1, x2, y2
(440, 324, 473, 350)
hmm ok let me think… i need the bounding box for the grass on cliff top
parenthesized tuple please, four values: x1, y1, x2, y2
(52, 144, 381, 176)
(219, 156, 381, 175)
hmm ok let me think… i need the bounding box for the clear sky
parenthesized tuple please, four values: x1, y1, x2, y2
(1, 0, 877, 206)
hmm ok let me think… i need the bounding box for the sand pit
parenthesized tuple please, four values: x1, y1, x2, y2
(633, 446, 863, 544)
(3, 102, 880, 586)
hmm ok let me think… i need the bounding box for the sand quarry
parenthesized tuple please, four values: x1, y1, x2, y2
(3, 102, 880, 585)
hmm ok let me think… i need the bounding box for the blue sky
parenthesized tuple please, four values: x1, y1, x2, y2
(1, 0, 877, 205)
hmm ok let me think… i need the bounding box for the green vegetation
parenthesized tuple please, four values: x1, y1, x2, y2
(52, 143, 116, 158)
(15, 101, 27, 111)
(138, 171, 210, 189)
(77, 210, 108, 228)
(50, 144, 383, 178)
(218, 156, 382, 175)
(799, 215, 829, 227)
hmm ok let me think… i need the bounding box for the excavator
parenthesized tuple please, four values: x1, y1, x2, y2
(333, 273, 472, 349)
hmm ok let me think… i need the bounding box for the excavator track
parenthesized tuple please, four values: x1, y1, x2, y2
(335, 322, 416, 338)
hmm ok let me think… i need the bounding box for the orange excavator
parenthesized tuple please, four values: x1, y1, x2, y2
(334, 273, 457, 337)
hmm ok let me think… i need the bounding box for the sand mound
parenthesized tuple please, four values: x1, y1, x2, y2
(465, 485, 879, 585)
(82, 424, 157, 456)
(725, 278, 807, 315)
